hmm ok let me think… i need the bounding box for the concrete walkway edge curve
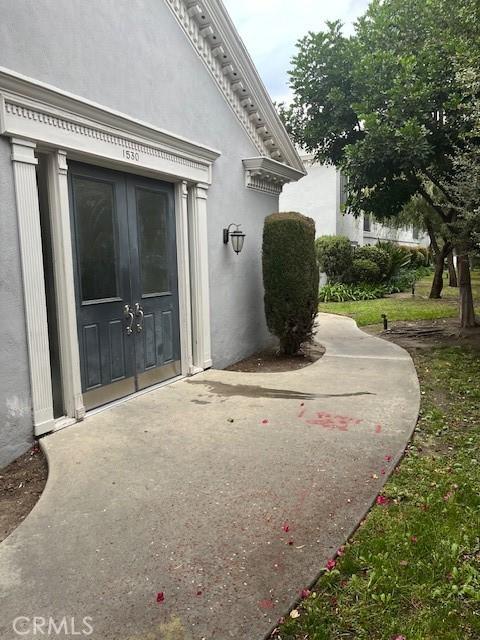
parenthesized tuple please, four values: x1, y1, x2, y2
(0, 313, 420, 640)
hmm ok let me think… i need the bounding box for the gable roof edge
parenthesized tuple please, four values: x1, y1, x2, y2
(166, 0, 305, 175)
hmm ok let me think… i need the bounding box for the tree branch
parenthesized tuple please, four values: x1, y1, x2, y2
(421, 169, 460, 208)
(417, 184, 450, 223)
(424, 217, 440, 254)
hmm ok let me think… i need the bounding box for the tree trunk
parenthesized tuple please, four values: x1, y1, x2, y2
(457, 253, 477, 328)
(447, 251, 458, 287)
(430, 245, 450, 298)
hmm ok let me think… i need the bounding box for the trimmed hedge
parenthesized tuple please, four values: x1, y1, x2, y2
(315, 235, 353, 282)
(350, 258, 381, 283)
(263, 212, 319, 355)
(353, 245, 391, 280)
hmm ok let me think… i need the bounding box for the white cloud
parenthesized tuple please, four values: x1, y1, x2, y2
(223, 0, 370, 101)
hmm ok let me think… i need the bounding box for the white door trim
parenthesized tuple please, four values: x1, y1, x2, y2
(11, 138, 55, 435)
(45, 150, 85, 421)
(2, 68, 218, 432)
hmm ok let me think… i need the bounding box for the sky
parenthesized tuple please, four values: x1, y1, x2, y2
(223, 0, 371, 103)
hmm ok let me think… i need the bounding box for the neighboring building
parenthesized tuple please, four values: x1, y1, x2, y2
(0, 0, 305, 466)
(281, 156, 429, 247)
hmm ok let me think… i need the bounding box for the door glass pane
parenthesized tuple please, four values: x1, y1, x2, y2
(73, 176, 118, 302)
(136, 188, 169, 295)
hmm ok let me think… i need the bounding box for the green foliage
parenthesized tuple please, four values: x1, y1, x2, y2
(353, 245, 392, 280)
(350, 258, 381, 284)
(387, 266, 431, 293)
(262, 212, 319, 355)
(282, 0, 479, 227)
(319, 282, 386, 302)
(315, 235, 353, 282)
(409, 247, 429, 268)
(376, 240, 413, 279)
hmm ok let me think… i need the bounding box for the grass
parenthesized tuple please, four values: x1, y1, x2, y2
(319, 271, 480, 326)
(276, 346, 480, 640)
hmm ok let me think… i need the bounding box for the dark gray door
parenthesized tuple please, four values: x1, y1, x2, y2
(69, 163, 180, 410)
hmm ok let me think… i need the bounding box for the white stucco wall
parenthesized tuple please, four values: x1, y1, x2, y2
(0, 0, 285, 465)
(280, 160, 337, 236)
(281, 159, 429, 248)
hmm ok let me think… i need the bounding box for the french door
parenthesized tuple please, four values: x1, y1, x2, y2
(69, 162, 181, 410)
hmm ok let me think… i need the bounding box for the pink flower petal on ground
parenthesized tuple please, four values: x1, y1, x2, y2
(381, 468, 386, 475)
(384, 455, 392, 462)
(300, 588, 311, 599)
(196, 590, 203, 596)
(410, 536, 417, 543)
(376, 495, 390, 506)
(258, 599, 274, 610)
(392, 636, 406, 640)
(325, 559, 336, 571)
(336, 545, 345, 557)
(156, 592, 165, 603)
(282, 523, 290, 533)
(288, 539, 294, 546)
(261, 419, 269, 425)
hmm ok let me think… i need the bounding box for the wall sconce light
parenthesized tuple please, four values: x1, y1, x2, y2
(223, 223, 246, 255)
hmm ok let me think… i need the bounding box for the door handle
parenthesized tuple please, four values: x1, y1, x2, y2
(134, 302, 144, 333)
(124, 304, 134, 335)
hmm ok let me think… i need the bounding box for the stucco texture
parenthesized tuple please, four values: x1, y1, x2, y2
(0, 0, 281, 464)
(0, 137, 33, 467)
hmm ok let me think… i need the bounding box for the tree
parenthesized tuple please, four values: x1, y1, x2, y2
(283, 0, 479, 326)
(395, 190, 455, 296)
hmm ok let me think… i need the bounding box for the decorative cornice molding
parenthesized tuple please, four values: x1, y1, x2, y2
(243, 156, 305, 196)
(166, 0, 305, 175)
(0, 67, 220, 185)
(5, 100, 206, 170)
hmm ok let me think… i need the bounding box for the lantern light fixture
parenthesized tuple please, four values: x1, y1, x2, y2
(223, 223, 246, 255)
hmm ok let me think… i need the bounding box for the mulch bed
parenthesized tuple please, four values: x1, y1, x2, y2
(0, 445, 47, 543)
(225, 341, 325, 373)
(363, 317, 480, 352)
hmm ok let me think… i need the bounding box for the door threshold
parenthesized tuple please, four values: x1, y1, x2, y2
(86, 374, 185, 418)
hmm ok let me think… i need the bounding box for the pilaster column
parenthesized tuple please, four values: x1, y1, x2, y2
(175, 180, 194, 375)
(46, 150, 85, 420)
(11, 138, 54, 435)
(189, 182, 212, 370)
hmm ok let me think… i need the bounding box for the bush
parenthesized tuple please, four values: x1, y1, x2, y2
(408, 247, 429, 268)
(376, 240, 414, 279)
(315, 235, 353, 282)
(353, 245, 392, 280)
(350, 258, 381, 283)
(319, 282, 387, 302)
(263, 212, 319, 355)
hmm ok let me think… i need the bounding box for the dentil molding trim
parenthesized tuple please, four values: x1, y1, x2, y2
(0, 67, 220, 185)
(243, 156, 305, 196)
(166, 0, 305, 176)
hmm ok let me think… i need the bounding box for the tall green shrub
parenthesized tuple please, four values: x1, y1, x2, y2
(263, 212, 319, 355)
(315, 235, 353, 282)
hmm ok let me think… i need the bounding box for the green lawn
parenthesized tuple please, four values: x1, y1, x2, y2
(319, 271, 480, 326)
(276, 346, 480, 640)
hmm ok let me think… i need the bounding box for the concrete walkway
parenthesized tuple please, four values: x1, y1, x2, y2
(0, 314, 420, 640)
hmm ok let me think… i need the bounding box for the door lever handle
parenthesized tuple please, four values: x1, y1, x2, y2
(124, 304, 134, 335)
(134, 302, 144, 333)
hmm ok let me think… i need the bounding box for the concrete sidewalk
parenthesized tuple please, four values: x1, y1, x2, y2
(0, 314, 420, 640)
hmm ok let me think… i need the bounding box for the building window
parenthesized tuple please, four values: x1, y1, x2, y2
(412, 226, 419, 240)
(363, 214, 371, 232)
